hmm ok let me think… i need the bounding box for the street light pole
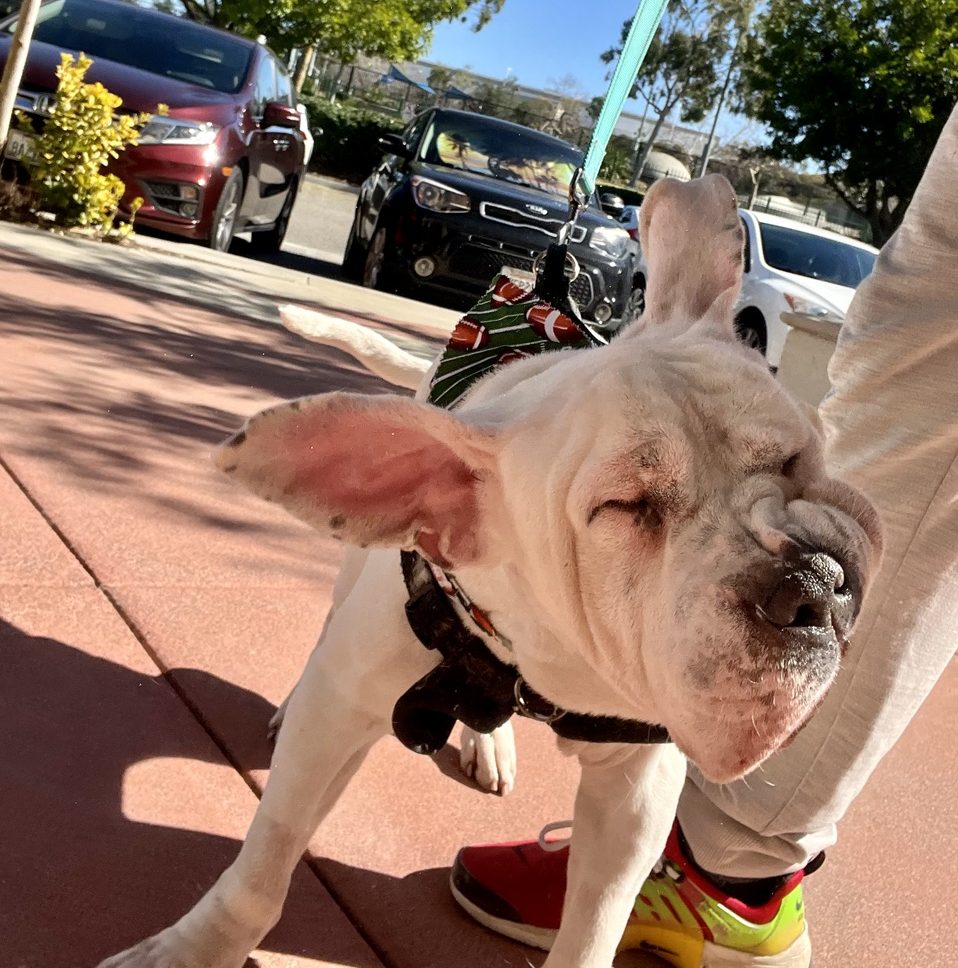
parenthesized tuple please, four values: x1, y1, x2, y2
(0, 0, 41, 154)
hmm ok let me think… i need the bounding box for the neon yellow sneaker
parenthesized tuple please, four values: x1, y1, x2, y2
(450, 821, 813, 967)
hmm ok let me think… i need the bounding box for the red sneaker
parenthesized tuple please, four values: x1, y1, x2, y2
(451, 821, 813, 967)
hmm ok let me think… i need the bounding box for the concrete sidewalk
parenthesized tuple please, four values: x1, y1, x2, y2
(1, 221, 956, 968)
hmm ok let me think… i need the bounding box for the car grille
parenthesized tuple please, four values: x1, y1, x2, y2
(449, 242, 595, 308)
(144, 180, 202, 219)
(479, 202, 587, 243)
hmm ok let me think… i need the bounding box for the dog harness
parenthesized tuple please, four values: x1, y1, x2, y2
(393, 272, 671, 754)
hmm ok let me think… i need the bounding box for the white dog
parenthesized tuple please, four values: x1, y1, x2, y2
(99, 175, 881, 968)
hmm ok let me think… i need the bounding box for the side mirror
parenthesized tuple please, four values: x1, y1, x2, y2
(378, 133, 411, 158)
(262, 101, 302, 130)
(600, 192, 626, 219)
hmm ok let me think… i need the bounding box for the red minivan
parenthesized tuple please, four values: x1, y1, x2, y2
(0, 0, 307, 250)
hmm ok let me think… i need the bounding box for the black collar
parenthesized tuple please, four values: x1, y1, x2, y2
(393, 551, 671, 755)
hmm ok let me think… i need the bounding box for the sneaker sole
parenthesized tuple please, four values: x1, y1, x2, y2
(450, 873, 812, 968)
(699, 933, 811, 968)
(450, 877, 556, 952)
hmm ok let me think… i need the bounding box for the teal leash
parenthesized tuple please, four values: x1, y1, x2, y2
(537, 0, 668, 311)
(579, 0, 669, 199)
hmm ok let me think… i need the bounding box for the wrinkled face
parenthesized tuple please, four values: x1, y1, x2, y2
(483, 330, 879, 783)
(214, 174, 882, 785)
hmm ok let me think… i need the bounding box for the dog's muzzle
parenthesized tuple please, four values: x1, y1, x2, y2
(738, 551, 857, 649)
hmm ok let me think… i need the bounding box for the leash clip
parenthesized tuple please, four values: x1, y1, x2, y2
(557, 167, 589, 246)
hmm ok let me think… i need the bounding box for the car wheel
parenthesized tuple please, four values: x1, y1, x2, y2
(362, 226, 394, 291)
(208, 169, 244, 252)
(341, 213, 366, 281)
(248, 182, 297, 255)
(734, 310, 768, 354)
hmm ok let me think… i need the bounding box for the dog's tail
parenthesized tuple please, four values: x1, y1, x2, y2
(279, 304, 431, 391)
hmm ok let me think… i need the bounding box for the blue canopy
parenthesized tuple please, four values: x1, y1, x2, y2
(443, 84, 474, 101)
(382, 64, 435, 95)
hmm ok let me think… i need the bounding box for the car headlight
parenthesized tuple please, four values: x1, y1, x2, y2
(784, 292, 838, 318)
(138, 117, 220, 146)
(589, 225, 630, 260)
(411, 175, 470, 213)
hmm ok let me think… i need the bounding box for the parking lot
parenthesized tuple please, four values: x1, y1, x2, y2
(272, 173, 357, 270)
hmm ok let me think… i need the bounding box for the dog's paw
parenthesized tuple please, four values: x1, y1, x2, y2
(459, 722, 516, 796)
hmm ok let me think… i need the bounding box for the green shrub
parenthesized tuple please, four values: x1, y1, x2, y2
(298, 95, 403, 183)
(17, 53, 152, 236)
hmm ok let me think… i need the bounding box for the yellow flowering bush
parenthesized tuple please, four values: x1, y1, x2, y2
(17, 53, 153, 236)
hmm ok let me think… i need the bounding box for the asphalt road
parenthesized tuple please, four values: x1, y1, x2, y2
(231, 173, 359, 282)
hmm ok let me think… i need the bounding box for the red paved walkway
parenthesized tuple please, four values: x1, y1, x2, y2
(0, 227, 955, 967)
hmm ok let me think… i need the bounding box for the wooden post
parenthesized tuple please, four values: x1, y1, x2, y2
(0, 0, 42, 153)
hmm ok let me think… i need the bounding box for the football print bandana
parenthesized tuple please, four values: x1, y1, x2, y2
(428, 274, 601, 409)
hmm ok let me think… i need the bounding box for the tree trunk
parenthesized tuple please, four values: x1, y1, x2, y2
(696, 38, 740, 177)
(0, 0, 43, 153)
(632, 110, 669, 186)
(293, 45, 315, 93)
(827, 174, 904, 247)
(747, 169, 762, 209)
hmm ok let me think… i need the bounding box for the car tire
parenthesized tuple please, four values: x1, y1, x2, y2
(208, 169, 244, 253)
(341, 213, 366, 281)
(734, 309, 768, 355)
(248, 181, 297, 255)
(362, 226, 397, 292)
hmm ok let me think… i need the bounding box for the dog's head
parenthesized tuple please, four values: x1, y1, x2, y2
(215, 175, 881, 783)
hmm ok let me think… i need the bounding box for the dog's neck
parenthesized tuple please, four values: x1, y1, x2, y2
(450, 558, 661, 724)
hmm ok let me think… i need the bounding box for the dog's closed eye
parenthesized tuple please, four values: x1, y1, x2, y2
(588, 497, 663, 530)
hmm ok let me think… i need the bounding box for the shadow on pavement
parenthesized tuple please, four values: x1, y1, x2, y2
(0, 617, 563, 968)
(0, 618, 361, 966)
(0, 260, 393, 507)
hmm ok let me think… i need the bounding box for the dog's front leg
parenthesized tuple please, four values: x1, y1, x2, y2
(99, 552, 437, 968)
(543, 742, 686, 968)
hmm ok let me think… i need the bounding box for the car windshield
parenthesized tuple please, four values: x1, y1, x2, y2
(758, 222, 876, 288)
(420, 113, 582, 197)
(3, 0, 254, 94)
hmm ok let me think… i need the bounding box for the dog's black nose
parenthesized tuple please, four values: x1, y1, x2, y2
(757, 553, 847, 630)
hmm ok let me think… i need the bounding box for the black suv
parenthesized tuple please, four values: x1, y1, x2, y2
(342, 108, 638, 326)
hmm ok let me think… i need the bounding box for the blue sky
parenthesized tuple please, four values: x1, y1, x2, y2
(428, 0, 636, 95)
(427, 0, 761, 144)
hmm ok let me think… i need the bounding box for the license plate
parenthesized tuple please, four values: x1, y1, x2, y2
(3, 130, 37, 163)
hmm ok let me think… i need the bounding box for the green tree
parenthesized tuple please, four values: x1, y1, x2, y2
(740, 0, 958, 244)
(601, 0, 729, 184)
(174, 0, 505, 61)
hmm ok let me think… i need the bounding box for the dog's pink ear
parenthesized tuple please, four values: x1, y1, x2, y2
(637, 174, 744, 332)
(213, 392, 500, 568)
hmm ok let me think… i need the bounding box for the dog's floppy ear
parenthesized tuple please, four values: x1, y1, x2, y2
(213, 392, 501, 568)
(636, 174, 744, 334)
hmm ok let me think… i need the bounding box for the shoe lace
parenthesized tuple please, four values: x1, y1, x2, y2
(537, 819, 573, 852)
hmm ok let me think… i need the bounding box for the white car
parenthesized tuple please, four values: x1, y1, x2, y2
(633, 209, 878, 365)
(735, 211, 878, 368)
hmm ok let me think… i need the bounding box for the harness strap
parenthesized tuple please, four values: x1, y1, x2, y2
(393, 551, 671, 755)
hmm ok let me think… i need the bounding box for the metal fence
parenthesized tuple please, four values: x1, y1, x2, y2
(302, 56, 872, 244)
(742, 194, 872, 243)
